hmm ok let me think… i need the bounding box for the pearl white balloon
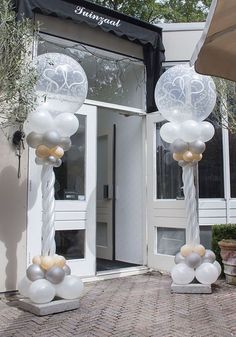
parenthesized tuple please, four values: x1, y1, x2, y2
(25, 109, 54, 134)
(28, 279, 56, 304)
(199, 121, 215, 142)
(195, 262, 219, 285)
(160, 122, 180, 143)
(55, 275, 84, 300)
(18, 276, 32, 297)
(171, 263, 195, 285)
(54, 113, 79, 137)
(180, 120, 201, 142)
(202, 249, 216, 263)
(174, 252, 185, 264)
(155, 64, 216, 123)
(213, 260, 222, 276)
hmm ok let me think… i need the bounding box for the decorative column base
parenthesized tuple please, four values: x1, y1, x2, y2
(171, 282, 212, 294)
(18, 297, 80, 316)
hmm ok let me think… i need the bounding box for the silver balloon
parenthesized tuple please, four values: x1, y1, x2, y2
(53, 158, 62, 168)
(42, 130, 61, 148)
(189, 140, 206, 154)
(26, 264, 45, 281)
(46, 156, 57, 165)
(63, 264, 71, 275)
(178, 160, 188, 168)
(174, 252, 185, 264)
(45, 266, 66, 284)
(26, 132, 43, 149)
(185, 252, 202, 269)
(35, 157, 46, 165)
(60, 137, 72, 151)
(202, 249, 216, 263)
(170, 139, 188, 154)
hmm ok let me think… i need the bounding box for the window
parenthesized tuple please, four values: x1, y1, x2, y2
(55, 230, 85, 259)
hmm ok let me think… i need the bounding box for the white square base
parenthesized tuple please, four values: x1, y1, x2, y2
(171, 282, 212, 294)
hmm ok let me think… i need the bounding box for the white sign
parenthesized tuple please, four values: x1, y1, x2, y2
(74, 6, 121, 27)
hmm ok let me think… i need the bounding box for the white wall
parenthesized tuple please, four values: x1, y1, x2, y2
(98, 108, 144, 264)
(0, 130, 27, 292)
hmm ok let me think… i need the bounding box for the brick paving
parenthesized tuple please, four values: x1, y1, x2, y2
(0, 272, 235, 337)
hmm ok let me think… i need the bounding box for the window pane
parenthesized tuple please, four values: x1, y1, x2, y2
(156, 123, 183, 199)
(157, 228, 185, 255)
(96, 222, 108, 247)
(198, 116, 224, 198)
(55, 230, 85, 259)
(229, 132, 236, 197)
(199, 226, 212, 249)
(54, 114, 86, 200)
(38, 38, 146, 109)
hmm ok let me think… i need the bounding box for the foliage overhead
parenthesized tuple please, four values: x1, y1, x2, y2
(0, 0, 37, 131)
(90, 0, 212, 23)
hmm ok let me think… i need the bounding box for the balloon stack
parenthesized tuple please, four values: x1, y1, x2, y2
(19, 255, 84, 304)
(20, 53, 88, 305)
(155, 64, 219, 287)
(172, 244, 221, 285)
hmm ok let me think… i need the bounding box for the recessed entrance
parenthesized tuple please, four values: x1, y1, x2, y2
(96, 107, 144, 272)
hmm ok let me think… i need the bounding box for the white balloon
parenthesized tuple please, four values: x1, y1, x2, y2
(199, 121, 215, 142)
(171, 263, 195, 285)
(18, 276, 32, 297)
(160, 122, 180, 143)
(54, 113, 79, 137)
(25, 109, 54, 134)
(195, 262, 219, 285)
(28, 279, 56, 304)
(55, 275, 84, 300)
(213, 260, 222, 276)
(180, 120, 201, 142)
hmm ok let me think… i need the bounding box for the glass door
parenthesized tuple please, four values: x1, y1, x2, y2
(27, 104, 97, 277)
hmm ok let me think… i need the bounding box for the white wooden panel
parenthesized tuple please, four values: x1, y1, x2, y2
(55, 221, 85, 230)
(55, 212, 86, 221)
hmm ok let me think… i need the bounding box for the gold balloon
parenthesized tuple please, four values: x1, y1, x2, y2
(183, 151, 194, 162)
(173, 153, 183, 161)
(193, 244, 206, 257)
(180, 244, 193, 257)
(53, 254, 66, 268)
(40, 256, 55, 270)
(50, 146, 64, 159)
(36, 145, 50, 158)
(32, 255, 41, 265)
(192, 153, 203, 162)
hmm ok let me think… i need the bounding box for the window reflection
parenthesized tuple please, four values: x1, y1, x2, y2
(54, 114, 86, 200)
(55, 230, 85, 259)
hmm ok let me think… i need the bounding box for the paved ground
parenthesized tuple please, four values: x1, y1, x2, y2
(0, 272, 235, 337)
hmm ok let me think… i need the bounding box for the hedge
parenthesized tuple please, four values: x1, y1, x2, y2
(212, 224, 236, 272)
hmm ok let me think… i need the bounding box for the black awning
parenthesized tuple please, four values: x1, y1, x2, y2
(15, 0, 165, 112)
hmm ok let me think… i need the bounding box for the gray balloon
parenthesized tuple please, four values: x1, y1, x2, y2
(202, 249, 216, 263)
(174, 252, 185, 264)
(46, 155, 57, 165)
(189, 140, 206, 154)
(63, 264, 71, 275)
(35, 157, 46, 165)
(60, 137, 72, 151)
(26, 264, 45, 281)
(45, 266, 65, 284)
(53, 158, 62, 168)
(170, 139, 188, 154)
(178, 160, 188, 168)
(26, 132, 43, 148)
(43, 130, 61, 148)
(185, 252, 202, 268)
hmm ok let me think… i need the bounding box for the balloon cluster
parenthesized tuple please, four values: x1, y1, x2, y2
(18, 255, 84, 304)
(172, 244, 221, 285)
(24, 52, 88, 167)
(155, 64, 216, 167)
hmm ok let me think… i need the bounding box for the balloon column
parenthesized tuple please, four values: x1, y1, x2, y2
(18, 53, 88, 304)
(155, 64, 220, 286)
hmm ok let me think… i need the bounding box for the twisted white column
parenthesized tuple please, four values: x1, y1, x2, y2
(41, 165, 56, 256)
(182, 164, 200, 246)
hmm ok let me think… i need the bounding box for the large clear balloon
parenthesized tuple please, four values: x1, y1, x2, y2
(55, 275, 84, 300)
(28, 279, 56, 304)
(171, 263, 195, 285)
(195, 262, 219, 284)
(54, 113, 79, 137)
(155, 64, 216, 123)
(35, 53, 88, 114)
(18, 276, 32, 297)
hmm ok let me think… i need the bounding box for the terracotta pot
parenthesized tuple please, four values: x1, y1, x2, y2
(218, 239, 236, 285)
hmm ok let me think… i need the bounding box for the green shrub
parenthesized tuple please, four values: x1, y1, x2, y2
(212, 224, 236, 269)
